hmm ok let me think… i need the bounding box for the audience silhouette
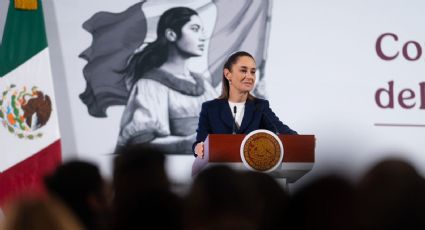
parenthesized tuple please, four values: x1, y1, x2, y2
(1, 149, 424, 230)
(113, 145, 183, 230)
(44, 160, 111, 230)
(0, 197, 83, 230)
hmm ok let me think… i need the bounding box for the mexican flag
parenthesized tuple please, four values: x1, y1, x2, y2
(0, 0, 61, 205)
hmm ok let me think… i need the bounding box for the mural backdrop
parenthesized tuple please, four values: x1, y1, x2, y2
(79, 0, 271, 155)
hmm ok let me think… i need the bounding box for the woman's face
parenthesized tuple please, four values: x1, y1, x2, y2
(225, 56, 256, 94)
(175, 15, 206, 57)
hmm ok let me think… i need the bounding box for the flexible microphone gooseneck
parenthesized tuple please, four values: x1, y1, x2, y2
(232, 106, 237, 134)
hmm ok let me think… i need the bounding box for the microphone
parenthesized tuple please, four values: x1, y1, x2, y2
(232, 106, 237, 134)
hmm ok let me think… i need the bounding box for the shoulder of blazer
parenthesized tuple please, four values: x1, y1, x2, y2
(253, 98, 268, 104)
(203, 98, 226, 108)
(251, 98, 269, 110)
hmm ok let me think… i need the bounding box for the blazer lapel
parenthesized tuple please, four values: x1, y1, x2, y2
(239, 99, 255, 132)
(219, 99, 234, 129)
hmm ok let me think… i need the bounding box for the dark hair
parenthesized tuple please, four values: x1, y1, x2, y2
(44, 161, 103, 229)
(112, 146, 183, 230)
(124, 7, 198, 85)
(218, 51, 256, 100)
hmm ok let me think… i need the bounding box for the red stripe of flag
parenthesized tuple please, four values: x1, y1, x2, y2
(0, 139, 61, 206)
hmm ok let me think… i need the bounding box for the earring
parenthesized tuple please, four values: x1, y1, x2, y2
(228, 79, 232, 85)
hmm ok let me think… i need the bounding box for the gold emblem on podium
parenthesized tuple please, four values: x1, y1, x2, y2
(240, 130, 283, 172)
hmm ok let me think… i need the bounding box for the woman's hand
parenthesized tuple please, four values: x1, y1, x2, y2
(195, 142, 204, 159)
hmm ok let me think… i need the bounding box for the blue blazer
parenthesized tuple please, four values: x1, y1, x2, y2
(193, 98, 297, 153)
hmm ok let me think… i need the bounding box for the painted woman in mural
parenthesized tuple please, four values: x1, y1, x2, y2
(116, 7, 217, 154)
(79, 0, 272, 154)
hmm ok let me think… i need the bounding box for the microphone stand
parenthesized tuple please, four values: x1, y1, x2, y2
(232, 106, 237, 134)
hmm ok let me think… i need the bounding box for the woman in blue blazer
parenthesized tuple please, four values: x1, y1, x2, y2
(193, 51, 297, 157)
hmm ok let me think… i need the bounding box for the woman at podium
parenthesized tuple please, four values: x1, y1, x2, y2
(193, 51, 297, 158)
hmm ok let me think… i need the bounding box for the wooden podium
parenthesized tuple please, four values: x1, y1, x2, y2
(192, 134, 315, 183)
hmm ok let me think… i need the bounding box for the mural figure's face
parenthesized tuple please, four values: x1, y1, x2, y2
(226, 56, 257, 94)
(175, 15, 206, 57)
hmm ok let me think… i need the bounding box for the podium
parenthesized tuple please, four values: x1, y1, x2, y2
(192, 134, 315, 183)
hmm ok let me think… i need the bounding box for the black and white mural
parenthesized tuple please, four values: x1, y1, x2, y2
(79, 0, 272, 154)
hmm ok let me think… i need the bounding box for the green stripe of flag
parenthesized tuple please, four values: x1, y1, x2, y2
(0, 0, 47, 77)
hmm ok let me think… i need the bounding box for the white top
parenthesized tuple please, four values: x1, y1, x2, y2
(228, 101, 246, 128)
